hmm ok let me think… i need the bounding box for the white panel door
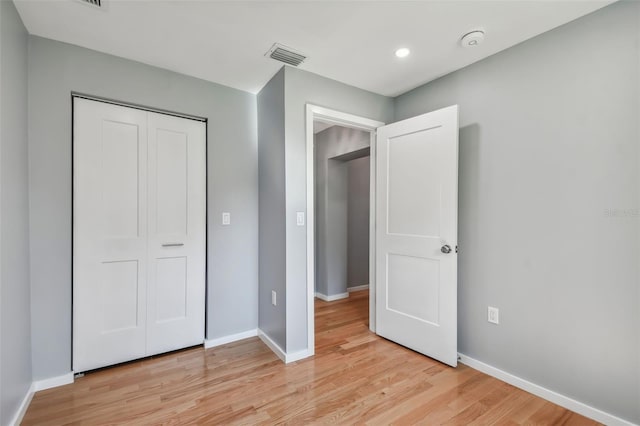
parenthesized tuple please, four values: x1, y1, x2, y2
(146, 112, 206, 355)
(73, 99, 149, 372)
(376, 105, 459, 367)
(74, 99, 206, 372)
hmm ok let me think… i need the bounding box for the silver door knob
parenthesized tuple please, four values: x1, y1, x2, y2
(441, 244, 452, 254)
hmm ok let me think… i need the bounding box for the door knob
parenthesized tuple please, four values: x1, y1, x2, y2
(441, 244, 452, 254)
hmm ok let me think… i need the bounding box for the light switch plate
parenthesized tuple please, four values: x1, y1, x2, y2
(296, 212, 305, 226)
(222, 212, 231, 226)
(271, 290, 277, 306)
(488, 306, 499, 324)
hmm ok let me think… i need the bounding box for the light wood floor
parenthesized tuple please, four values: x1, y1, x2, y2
(23, 290, 598, 425)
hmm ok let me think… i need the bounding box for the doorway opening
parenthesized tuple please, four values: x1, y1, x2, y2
(314, 124, 370, 302)
(305, 105, 384, 355)
(306, 104, 459, 367)
(313, 123, 371, 348)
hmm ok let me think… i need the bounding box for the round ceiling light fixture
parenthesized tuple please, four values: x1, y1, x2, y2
(395, 47, 411, 58)
(460, 30, 485, 48)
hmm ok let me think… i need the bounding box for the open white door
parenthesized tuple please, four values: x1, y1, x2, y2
(375, 105, 459, 367)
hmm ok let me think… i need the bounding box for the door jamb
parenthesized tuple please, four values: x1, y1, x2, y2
(305, 104, 385, 354)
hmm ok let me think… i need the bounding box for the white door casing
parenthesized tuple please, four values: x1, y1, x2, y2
(73, 98, 206, 372)
(375, 105, 459, 367)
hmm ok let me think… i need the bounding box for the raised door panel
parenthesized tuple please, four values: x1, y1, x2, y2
(156, 129, 188, 236)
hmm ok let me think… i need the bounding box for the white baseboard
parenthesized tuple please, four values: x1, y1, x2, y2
(458, 353, 635, 426)
(204, 329, 258, 349)
(8, 383, 34, 426)
(8, 372, 74, 426)
(285, 348, 314, 363)
(33, 372, 74, 391)
(347, 284, 369, 292)
(257, 329, 314, 364)
(315, 292, 349, 302)
(258, 329, 287, 362)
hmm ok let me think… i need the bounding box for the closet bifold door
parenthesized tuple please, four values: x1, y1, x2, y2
(73, 99, 149, 372)
(145, 112, 206, 355)
(73, 98, 206, 373)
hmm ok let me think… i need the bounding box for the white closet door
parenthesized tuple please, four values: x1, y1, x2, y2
(74, 99, 206, 372)
(73, 99, 149, 372)
(146, 112, 206, 355)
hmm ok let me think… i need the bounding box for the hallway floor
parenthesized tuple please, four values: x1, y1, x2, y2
(22, 290, 598, 424)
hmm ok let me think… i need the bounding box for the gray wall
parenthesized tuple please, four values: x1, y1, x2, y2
(314, 126, 370, 297)
(395, 2, 640, 422)
(347, 156, 370, 289)
(257, 69, 287, 349)
(0, 1, 32, 424)
(28, 36, 259, 380)
(283, 67, 394, 352)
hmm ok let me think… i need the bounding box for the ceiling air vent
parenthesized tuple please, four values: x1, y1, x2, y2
(265, 43, 307, 67)
(75, 0, 105, 9)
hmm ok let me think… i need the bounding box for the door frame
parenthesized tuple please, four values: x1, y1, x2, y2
(71, 93, 208, 372)
(305, 104, 385, 353)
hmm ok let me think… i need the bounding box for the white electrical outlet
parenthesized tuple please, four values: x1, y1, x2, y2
(222, 212, 231, 225)
(488, 306, 499, 324)
(271, 290, 277, 306)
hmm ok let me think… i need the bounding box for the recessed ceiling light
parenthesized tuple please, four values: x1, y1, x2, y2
(395, 48, 410, 58)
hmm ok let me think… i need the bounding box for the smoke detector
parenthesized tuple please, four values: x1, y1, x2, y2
(265, 43, 307, 67)
(460, 30, 485, 48)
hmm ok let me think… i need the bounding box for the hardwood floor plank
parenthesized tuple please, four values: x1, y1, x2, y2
(22, 290, 600, 425)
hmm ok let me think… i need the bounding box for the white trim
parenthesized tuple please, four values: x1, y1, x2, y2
(307, 105, 384, 131)
(306, 104, 384, 359)
(33, 372, 74, 392)
(368, 128, 377, 334)
(458, 353, 635, 426)
(258, 329, 287, 363)
(8, 384, 34, 426)
(347, 284, 369, 292)
(8, 372, 75, 426)
(314, 292, 349, 302)
(285, 348, 314, 364)
(258, 329, 315, 364)
(204, 329, 258, 349)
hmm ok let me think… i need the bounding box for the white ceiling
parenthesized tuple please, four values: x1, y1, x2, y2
(14, 0, 613, 97)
